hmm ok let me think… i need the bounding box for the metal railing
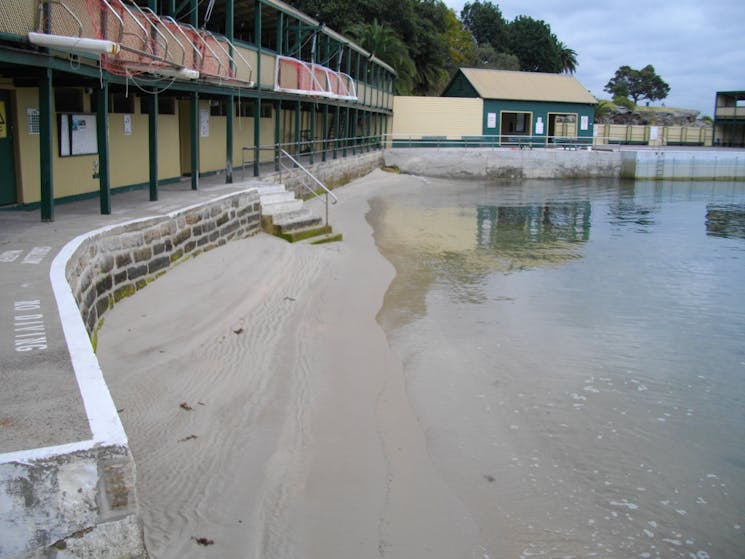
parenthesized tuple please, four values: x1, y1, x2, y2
(277, 148, 337, 225)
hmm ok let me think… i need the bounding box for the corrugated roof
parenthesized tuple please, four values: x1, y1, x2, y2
(459, 68, 597, 104)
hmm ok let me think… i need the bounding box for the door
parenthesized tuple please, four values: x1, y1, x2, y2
(0, 90, 18, 206)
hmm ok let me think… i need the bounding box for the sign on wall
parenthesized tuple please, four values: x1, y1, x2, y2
(59, 113, 97, 156)
(200, 108, 209, 137)
(580, 115, 589, 131)
(487, 112, 497, 129)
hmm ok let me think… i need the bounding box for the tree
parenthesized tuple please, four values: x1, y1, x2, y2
(604, 64, 670, 105)
(507, 15, 561, 73)
(345, 20, 417, 94)
(460, 0, 507, 49)
(555, 39, 577, 74)
(472, 45, 520, 70)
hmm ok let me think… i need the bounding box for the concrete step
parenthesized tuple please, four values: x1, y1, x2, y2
(275, 224, 333, 243)
(259, 191, 296, 205)
(261, 199, 304, 215)
(253, 183, 287, 196)
(303, 232, 343, 245)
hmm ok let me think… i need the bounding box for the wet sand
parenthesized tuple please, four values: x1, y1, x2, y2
(96, 170, 487, 559)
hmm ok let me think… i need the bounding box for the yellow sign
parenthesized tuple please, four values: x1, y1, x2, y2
(0, 101, 6, 139)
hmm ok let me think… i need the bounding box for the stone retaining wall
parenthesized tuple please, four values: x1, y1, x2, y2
(280, 151, 385, 196)
(384, 147, 622, 180)
(65, 190, 261, 337)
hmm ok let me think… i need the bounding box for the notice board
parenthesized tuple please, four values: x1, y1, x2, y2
(59, 113, 97, 156)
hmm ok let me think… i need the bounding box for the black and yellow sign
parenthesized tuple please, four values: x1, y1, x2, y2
(0, 101, 7, 139)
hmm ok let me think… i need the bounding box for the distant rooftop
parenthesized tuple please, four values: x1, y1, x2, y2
(456, 68, 597, 105)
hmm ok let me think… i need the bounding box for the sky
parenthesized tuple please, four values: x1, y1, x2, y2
(443, 0, 745, 117)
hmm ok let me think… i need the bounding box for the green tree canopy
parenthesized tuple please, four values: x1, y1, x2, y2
(344, 20, 417, 94)
(555, 39, 577, 74)
(507, 15, 561, 73)
(460, 1, 507, 49)
(604, 64, 670, 105)
(472, 45, 520, 70)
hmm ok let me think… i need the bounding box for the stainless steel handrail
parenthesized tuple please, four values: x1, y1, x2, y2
(277, 148, 337, 225)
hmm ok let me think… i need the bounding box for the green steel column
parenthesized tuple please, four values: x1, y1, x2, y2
(334, 105, 340, 159)
(168, 0, 176, 16)
(225, 0, 234, 183)
(226, 94, 234, 183)
(274, 99, 281, 171)
(96, 81, 111, 214)
(148, 91, 158, 201)
(343, 107, 349, 157)
(255, 1, 261, 86)
(277, 13, 284, 55)
(294, 100, 301, 155)
(352, 108, 357, 155)
(39, 68, 53, 222)
(253, 96, 261, 176)
(191, 91, 199, 189)
(322, 104, 328, 162)
(309, 102, 315, 164)
(148, 0, 158, 200)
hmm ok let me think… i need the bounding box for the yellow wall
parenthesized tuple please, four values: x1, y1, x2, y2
(11, 88, 183, 204)
(392, 96, 483, 138)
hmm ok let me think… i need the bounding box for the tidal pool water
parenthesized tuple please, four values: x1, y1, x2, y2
(369, 177, 745, 559)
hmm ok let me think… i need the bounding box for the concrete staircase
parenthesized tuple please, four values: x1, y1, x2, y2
(256, 183, 342, 243)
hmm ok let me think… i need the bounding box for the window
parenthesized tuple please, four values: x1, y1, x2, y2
(55, 88, 84, 113)
(139, 96, 176, 115)
(500, 112, 532, 135)
(109, 92, 135, 113)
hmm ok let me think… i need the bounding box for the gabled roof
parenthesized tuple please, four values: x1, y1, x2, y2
(455, 68, 597, 105)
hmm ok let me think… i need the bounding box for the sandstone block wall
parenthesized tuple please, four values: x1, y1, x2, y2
(384, 147, 623, 180)
(280, 151, 384, 197)
(65, 189, 261, 337)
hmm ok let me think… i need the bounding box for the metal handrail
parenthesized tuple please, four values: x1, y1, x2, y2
(277, 148, 337, 226)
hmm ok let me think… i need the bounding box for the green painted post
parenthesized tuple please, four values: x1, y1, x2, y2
(226, 0, 234, 183)
(334, 105, 340, 159)
(148, 91, 158, 201)
(343, 107, 349, 158)
(226, 94, 234, 183)
(309, 102, 315, 164)
(39, 68, 53, 222)
(255, 1, 261, 87)
(277, 12, 284, 55)
(274, 99, 281, 171)
(295, 100, 301, 155)
(96, 81, 111, 214)
(253, 96, 261, 177)
(147, 0, 158, 200)
(322, 104, 328, 162)
(191, 91, 199, 189)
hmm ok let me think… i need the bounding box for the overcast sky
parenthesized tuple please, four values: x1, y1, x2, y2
(443, 0, 745, 116)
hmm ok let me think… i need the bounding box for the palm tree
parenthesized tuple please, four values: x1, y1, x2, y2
(556, 40, 577, 74)
(345, 20, 416, 94)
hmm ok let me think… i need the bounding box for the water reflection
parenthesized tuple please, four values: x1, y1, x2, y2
(476, 202, 592, 249)
(706, 204, 745, 239)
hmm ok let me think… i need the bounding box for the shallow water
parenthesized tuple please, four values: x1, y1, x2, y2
(369, 177, 745, 559)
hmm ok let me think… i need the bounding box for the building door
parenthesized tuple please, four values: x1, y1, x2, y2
(0, 90, 18, 206)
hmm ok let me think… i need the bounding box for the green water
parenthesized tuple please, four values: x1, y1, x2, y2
(371, 178, 745, 559)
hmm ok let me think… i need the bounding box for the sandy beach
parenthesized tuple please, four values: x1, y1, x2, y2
(96, 170, 487, 559)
